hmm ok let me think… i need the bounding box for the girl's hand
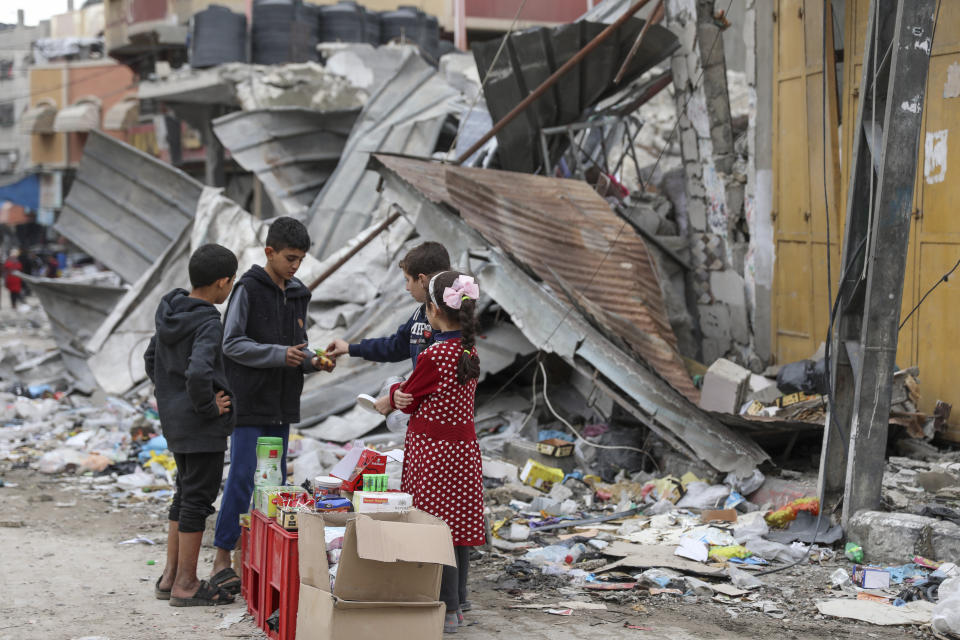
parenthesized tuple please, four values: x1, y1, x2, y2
(393, 389, 414, 410)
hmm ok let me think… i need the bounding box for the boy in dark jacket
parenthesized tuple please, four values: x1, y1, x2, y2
(144, 243, 238, 607)
(325, 241, 451, 413)
(211, 217, 330, 592)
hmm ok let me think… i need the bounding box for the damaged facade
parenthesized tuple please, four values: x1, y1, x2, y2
(2, 0, 960, 638)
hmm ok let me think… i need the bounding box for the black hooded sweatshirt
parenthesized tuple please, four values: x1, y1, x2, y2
(144, 288, 236, 453)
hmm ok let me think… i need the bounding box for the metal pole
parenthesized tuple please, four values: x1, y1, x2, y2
(614, 0, 664, 85)
(452, 0, 655, 166)
(820, 0, 936, 527)
(308, 209, 402, 291)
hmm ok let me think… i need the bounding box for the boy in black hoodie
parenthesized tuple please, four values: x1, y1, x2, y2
(144, 243, 238, 607)
(211, 217, 330, 592)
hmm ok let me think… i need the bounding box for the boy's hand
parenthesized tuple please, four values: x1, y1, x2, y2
(286, 343, 308, 367)
(215, 391, 231, 415)
(392, 389, 414, 411)
(312, 355, 336, 372)
(326, 339, 349, 358)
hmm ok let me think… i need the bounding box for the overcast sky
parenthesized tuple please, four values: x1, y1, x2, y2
(1, 1, 76, 27)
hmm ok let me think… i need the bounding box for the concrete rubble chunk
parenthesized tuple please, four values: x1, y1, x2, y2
(848, 510, 960, 565)
(699, 358, 751, 413)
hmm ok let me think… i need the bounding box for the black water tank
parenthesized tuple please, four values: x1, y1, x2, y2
(363, 8, 381, 45)
(252, 0, 319, 64)
(190, 5, 247, 68)
(380, 6, 422, 45)
(318, 1, 364, 43)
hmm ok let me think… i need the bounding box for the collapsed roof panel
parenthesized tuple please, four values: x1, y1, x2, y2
(56, 132, 203, 283)
(372, 153, 698, 403)
(472, 18, 678, 173)
(373, 154, 768, 475)
(213, 107, 360, 217)
(305, 50, 459, 259)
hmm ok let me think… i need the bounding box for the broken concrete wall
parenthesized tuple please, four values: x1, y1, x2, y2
(742, 0, 774, 365)
(665, 0, 758, 369)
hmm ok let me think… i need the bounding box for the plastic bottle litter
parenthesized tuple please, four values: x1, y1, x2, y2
(844, 542, 864, 563)
(522, 545, 569, 565)
(638, 568, 682, 589)
(564, 543, 587, 564)
(831, 568, 851, 587)
(684, 576, 715, 597)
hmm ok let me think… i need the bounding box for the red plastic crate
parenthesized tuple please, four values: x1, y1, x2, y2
(263, 522, 300, 640)
(249, 511, 273, 627)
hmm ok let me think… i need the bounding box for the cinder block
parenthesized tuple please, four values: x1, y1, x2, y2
(699, 357, 751, 413)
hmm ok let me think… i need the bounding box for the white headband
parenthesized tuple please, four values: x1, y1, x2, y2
(427, 272, 443, 306)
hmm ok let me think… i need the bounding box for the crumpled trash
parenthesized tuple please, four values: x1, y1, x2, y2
(646, 498, 675, 515)
(932, 577, 960, 634)
(522, 545, 569, 566)
(81, 453, 111, 473)
(765, 497, 819, 528)
(675, 538, 708, 563)
(933, 562, 960, 579)
(638, 568, 683, 589)
(676, 482, 730, 509)
(744, 537, 807, 563)
(831, 568, 852, 587)
(727, 565, 764, 589)
(733, 511, 769, 543)
(884, 564, 924, 585)
(725, 469, 765, 496)
(36, 448, 88, 474)
(709, 545, 752, 562)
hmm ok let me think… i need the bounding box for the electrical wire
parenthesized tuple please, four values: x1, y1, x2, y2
(899, 256, 960, 331)
(537, 361, 661, 474)
(445, 0, 531, 162)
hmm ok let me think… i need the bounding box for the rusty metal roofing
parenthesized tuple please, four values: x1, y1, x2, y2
(56, 131, 202, 283)
(372, 153, 699, 403)
(213, 107, 360, 217)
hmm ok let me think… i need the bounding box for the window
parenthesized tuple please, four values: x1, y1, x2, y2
(0, 103, 14, 128)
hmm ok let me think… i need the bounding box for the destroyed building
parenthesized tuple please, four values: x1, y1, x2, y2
(1, 0, 960, 638)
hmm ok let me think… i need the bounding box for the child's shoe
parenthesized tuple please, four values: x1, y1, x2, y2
(444, 612, 459, 634)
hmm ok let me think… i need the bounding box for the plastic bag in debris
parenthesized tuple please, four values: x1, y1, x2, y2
(733, 511, 770, 543)
(932, 579, 960, 634)
(725, 469, 765, 496)
(638, 568, 683, 589)
(477, 411, 528, 454)
(685, 576, 715, 597)
(36, 447, 88, 474)
(744, 537, 807, 563)
(14, 396, 61, 421)
(523, 545, 569, 565)
(831, 568, 851, 587)
(647, 498, 675, 515)
(676, 482, 730, 509)
(727, 565, 764, 589)
(776, 358, 827, 394)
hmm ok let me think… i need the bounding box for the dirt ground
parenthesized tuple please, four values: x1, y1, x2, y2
(0, 468, 937, 639)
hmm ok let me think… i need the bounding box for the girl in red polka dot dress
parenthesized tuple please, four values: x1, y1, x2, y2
(389, 270, 484, 633)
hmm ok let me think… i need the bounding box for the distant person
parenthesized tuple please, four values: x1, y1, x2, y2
(45, 254, 59, 278)
(144, 243, 238, 606)
(210, 217, 334, 595)
(4, 252, 23, 309)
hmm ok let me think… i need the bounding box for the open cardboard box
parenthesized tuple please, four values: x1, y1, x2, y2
(296, 509, 456, 639)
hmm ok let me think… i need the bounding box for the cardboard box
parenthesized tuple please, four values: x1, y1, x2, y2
(329, 447, 388, 493)
(852, 565, 891, 589)
(519, 459, 565, 491)
(277, 506, 300, 530)
(352, 491, 413, 513)
(297, 584, 445, 637)
(536, 438, 575, 458)
(296, 510, 456, 640)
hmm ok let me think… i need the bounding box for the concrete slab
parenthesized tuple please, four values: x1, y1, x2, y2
(699, 357, 751, 413)
(848, 510, 960, 565)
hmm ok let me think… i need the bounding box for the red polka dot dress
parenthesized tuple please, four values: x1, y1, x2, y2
(390, 334, 485, 546)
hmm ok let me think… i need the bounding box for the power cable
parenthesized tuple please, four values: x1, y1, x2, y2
(445, 0, 531, 162)
(898, 256, 959, 331)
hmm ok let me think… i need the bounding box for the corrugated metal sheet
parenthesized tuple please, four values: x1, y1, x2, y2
(19, 273, 126, 390)
(56, 131, 203, 283)
(472, 18, 678, 173)
(374, 154, 767, 474)
(372, 153, 699, 403)
(213, 107, 359, 217)
(305, 50, 459, 259)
